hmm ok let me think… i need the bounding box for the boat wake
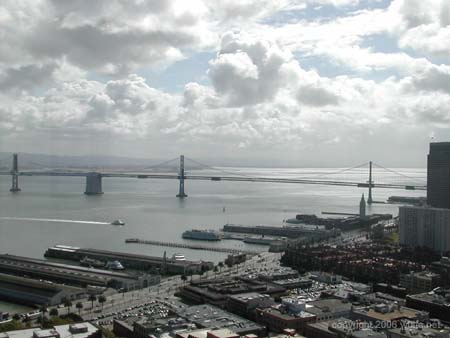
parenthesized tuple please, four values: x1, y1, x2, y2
(0, 217, 109, 225)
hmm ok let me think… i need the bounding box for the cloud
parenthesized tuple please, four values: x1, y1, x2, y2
(0, 63, 58, 92)
(0, 0, 215, 75)
(389, 0, 450, 58)
(0, 0, 450, 165)
(208, 32, 297, 106)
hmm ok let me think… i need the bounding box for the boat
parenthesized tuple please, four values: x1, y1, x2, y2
(182, 229, 221, 241)
(105, 260, 125, 270)
(172, 253, 186, 261)
(80, 256, 105, 268)
(111, 220, 125, 226)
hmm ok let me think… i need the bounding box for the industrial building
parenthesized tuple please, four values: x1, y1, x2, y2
(399, 206, 450, 253)
(45, 245, 212, 275)
(0, 254, 159, 290)
(0, 273, 85, 306)
(427, 142, 450, 209)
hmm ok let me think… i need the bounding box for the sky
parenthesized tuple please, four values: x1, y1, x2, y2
(0, 0, 449, 167)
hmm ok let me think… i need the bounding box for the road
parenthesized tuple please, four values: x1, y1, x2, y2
(41, 229, 367, 325)
(45, 251, 283, 324)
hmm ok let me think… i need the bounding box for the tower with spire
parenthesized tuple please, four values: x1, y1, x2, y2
(359, 194, 366, 219)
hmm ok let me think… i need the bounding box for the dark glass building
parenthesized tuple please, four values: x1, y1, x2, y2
(427, 142, 450, 209)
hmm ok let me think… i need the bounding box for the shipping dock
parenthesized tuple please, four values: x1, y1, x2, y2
(222, 223, 340, 238)
(44, 245, 213, 275)
(125, 238, 260, 255)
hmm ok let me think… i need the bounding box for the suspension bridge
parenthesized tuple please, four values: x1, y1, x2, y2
(0, 154, 426, 204)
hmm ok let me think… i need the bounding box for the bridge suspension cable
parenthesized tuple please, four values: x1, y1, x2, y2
(184, 157, 255, 178)
(371, 162, 426, 183)
(140, 157, 180, 171)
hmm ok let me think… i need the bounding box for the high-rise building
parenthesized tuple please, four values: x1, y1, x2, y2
(399, 205, 450, 253)
(427, 142, 450, 209)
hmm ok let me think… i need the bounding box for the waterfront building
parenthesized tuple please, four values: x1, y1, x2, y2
(0, 273, 85, 306)
(427, 142, 450, 209)
(0, 254, 159, 290)
(399, 206, 450, 253)
(45, 245, 212, 275)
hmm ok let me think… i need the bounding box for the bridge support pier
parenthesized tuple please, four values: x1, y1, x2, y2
(10, 153, 20, 192)
(84, 173, 103, 195)
(367, 161, 373, 205)
(176, 155, 187, 198)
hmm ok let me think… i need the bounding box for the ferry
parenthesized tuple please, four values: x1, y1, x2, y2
(111, 220, 125, 226)
(182, 229, 221, 241)
(172, 253, 186, 261)
(105, 260, 125, 270)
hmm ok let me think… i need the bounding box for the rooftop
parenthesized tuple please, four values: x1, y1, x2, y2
(353, 306, 427, 321)
(0, 323, 98, 338)
(176, 304, 264, 334)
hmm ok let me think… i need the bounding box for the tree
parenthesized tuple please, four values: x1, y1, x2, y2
(40, 304, 48, 322)
(63, 299, 73, 315)
(49, 308, 58, 317)
(76, 302, 83, 315)
(12, 313, 21, 321)
(181, 274, 187, 285)
(88, 294, 97, 311)
(218, 262, 224, 272)
(98, 295, 106, 311)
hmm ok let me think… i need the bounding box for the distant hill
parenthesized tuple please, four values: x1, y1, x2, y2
(0, 153, 181, 171)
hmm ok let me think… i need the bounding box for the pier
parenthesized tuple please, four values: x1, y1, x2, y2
(125, 238, 260, 255)
(45, 245, 213, 275)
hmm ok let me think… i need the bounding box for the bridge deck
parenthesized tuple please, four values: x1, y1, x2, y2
(0, 171, 426, 190)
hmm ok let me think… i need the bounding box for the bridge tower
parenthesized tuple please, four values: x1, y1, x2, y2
(176, 155, 188, 198)
(367, 161, 373, 205)
(84, 173, 103, 195)
(10, 153, 21, 192)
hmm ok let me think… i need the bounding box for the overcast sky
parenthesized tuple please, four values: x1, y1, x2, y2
(0, 0, 449, 167)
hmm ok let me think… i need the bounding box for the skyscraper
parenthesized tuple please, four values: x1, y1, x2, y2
(399, 206, 450, 253)
(427, 142, 450, 209)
